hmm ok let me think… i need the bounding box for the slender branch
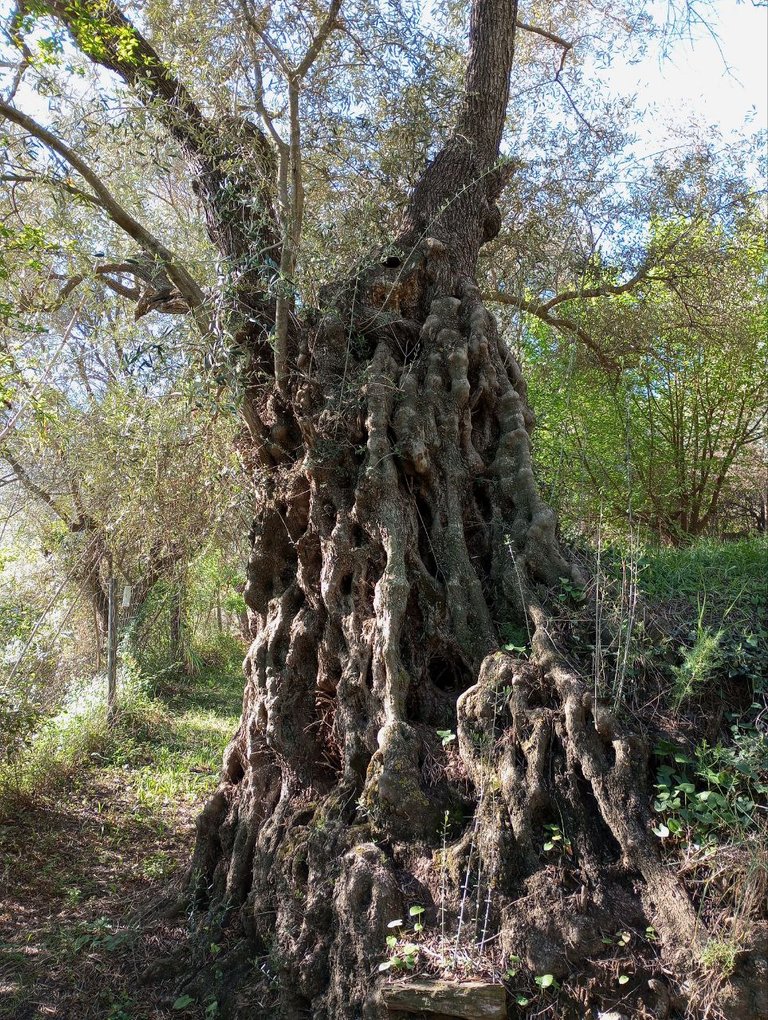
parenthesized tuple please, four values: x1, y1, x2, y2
(486, 289, 619, 372)
(1, 4, 32, 101)
(540, 260, 659, 312)
(0, 297, 85, 441)
(2, 447, 73, 525)
(0, 101, 208, 330)
(515, 20, 573, 52)
(1, 171, 103, 208)
(296, 0, 342, 78)
(238, 0, 342, 392)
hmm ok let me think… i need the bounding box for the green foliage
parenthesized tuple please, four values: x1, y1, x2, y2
(652, 722, 768, 843)
(379, 906, 431, 973)
(523, 207, 767, 544)
(0, 634, 244, 806)
(671, 613, 724, 707)
(542, 823, 572, 856)
(534, 973, 558, 991)
(699, 938, 740, 978)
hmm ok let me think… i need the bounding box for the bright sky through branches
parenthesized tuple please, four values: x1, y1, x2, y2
(597, 0, 767, 151)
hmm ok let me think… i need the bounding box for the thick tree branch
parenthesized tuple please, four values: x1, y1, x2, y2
(30, 0, 212, 155)
(401, 0, 520, 276)
(29, 0, 281, 318)
(457, 0, 518, 160)
(486, 288, 620, 372)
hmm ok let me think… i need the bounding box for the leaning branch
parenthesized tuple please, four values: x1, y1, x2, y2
(2, 447, 73, 525)
(515, 20, 573, 52)
(486, 289, 620, 372)
(0, 101, 209, 332)
(31, 0, 281, 304)
(32, 0, 211, 156)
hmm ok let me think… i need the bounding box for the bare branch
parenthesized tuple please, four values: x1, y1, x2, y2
(515, 19, 573, 52)
(296, 0, 342, 79)
(94, 265, 143, 300)
(2, 446, 73, 525)
(486, 289, 620, 372)
(1, 171, 103, 208)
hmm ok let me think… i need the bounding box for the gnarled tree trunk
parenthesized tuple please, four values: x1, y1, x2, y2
(185, 3, 764, 1013)
(25, 1, 767, 1017)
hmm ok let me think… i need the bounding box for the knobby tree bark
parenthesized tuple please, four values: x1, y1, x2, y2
(10, 2, 766, 1018)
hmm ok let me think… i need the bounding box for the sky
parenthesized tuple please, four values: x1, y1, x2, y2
(597, 0, 767, 151)
(2, 0, 765, 144)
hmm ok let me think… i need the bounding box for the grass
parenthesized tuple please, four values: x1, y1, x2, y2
(637, 537, 767, 620)
(588, 536, 768, 710)
(0, 637, 244, 1020)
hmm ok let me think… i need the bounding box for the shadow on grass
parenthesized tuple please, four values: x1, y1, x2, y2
(0, 645, 245, 1020)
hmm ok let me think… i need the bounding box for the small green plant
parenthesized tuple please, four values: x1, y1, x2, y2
(436, 729, 456, 747)
(534, 973, 559, 991)
(379, 914, 423, 973)
(700, 938, 740, 978)
(652, 730, 767, 842)
(504, 954, 522, 979)
(542, 823, 572, 855)
(499, 622, 529, 655)
(409, 904, 425, 932)
(557, 576, 586, 603)
(672, 609, 724, 706)
(63, 917, 136, 954)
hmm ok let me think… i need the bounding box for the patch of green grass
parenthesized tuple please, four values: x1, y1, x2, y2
(0, 639, 244, 811)
(638, 537, 767, 619)
(598, 538, 767, 706)
(700, 937, 740, 978)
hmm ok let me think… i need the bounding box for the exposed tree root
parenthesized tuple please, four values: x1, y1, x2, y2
(191, 251, 767, 1019)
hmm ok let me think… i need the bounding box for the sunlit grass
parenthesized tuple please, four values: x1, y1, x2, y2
(0, 641, 244, 810)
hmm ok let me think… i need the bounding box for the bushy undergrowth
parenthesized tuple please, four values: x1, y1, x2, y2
(590, 536, 767, 709)
(0, 633, 244, 807)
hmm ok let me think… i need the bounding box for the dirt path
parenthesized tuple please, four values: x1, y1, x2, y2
(0, 662, 243, 1020)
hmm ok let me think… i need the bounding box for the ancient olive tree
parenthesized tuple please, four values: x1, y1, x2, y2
(2, 1, 765, 1018)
